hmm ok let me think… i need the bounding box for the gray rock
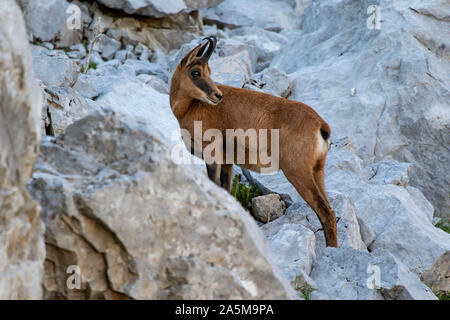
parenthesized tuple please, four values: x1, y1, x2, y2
(215, 35, 285, 73)
(89, 51, 105, 66)
(247, 144, 449, 275)
(123, 59, 169, 82)
(249, 68, 293, 97)
(93, 77, 205, 172)
(115, 49, 137, 62)
(271, 0, 450, 219)
(95, 34, 122, 60)
(28, 108, 295, 300)
(326, 156, 450, 275)
(251, 194, 286, 223)
(42, 42, 55, 50)
(18, 0, 82, 47)
(32, 46, 81, 88)
(310, 247, 437, 300)
(325, 144, 363, 175)
(202, 0, 302, 31)
(67, 43, 87, 59)
(97, 0, 223, 18)
(362, 160, 412, 187)
(210, 51, 252, 87)
(420, 251, 450, 296)
(262, 223, 316, 281)
(263, 191, 366, 257)
(0, 0, 45, 299)
(72, 74, 100, 99)
(134, 43, 152, 61)
(136, 74, 169, 94)
(41, 86, 98, 135)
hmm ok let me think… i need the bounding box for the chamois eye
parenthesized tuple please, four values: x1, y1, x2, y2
(191, 70, 201, 79)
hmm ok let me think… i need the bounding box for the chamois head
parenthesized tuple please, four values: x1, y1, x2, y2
(172, 36, 223, 105)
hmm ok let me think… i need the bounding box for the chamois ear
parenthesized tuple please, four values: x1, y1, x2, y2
(180, 36, 217, 67)
(180, 42, 207, 68)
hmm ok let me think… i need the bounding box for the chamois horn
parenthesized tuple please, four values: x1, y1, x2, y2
(199, 35, 217, 63)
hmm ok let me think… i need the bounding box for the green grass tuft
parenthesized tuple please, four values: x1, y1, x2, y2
(434, 221, 450, 234)
(231, 174, 259, 208)
(80, 62, 98, 74)
(436, 291, 450, 300)
(300, 285, 315, 300)
(293, 275, 315, 300)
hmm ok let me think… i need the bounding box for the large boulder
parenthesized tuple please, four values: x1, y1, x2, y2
(0, 0, 45, 299)
(201, 0, 303, 31)
(271, 0, 450, 219)
(245, 143, 450, 276)
(97, 0, 224, 18)
(32, 46, 81, 88)
(18, 0, 84, 47)
(310, 247, 437, 300)
(27, 108, 295, 300)
(325, 153, 450, 275)
(420, 251, 450, 297)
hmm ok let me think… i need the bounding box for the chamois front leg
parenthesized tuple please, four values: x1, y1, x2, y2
(206, 163, 222, 186)
(220, 164, 233, 192)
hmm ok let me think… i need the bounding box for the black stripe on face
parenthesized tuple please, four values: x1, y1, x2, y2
(192, 77, 213, 96)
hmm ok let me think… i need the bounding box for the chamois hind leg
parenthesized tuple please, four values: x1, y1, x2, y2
(220, 164, 233, 192)
(206, 163, 222, 186)
(313, 158, 330, 203)
(283, 167, 338, 247)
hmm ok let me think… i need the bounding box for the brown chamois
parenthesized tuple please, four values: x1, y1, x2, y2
(170, 36, 338, 247)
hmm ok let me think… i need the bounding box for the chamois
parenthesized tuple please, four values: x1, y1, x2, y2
(170, 36, 338, 247)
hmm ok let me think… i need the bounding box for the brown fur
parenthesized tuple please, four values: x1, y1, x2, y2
(170, 38, 338, 247)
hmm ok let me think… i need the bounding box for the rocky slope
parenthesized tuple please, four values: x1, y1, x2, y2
(0, 0, 45, 299)
(0, 0, 448, 300)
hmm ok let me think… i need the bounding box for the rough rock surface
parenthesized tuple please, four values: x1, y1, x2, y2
(310, 247, 437, 300)
(420, 251, 450, 296)
(28, 109, 295, 299)
(325, 145, 450, 275)
(97, 0, 224, 18)
(202, 0, 303, 31)
(246, 142, 450, 276)
(0, 0, 45, 299)
(18, 0, 83, 47)
(263, 224, 316, 283)
(251, 194, 286, 223)
(32, 46, 81, 88)
(9, 0, 448, 300)
(271, 0, 450, 219)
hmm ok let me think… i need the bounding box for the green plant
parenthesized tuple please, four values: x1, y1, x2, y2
(434, 220, 450, 234)
(300, 285, 315, 300)
(80, 62, 97, 74)
(83, 16, 102, 74)
(231, 174, 259, 208)
(292, 275, 315, 300)
(436, 291, 450, 300)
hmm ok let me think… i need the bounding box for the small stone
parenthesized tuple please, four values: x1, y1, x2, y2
(252, 193, 286, 223)
(421, 251, 450, 297)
